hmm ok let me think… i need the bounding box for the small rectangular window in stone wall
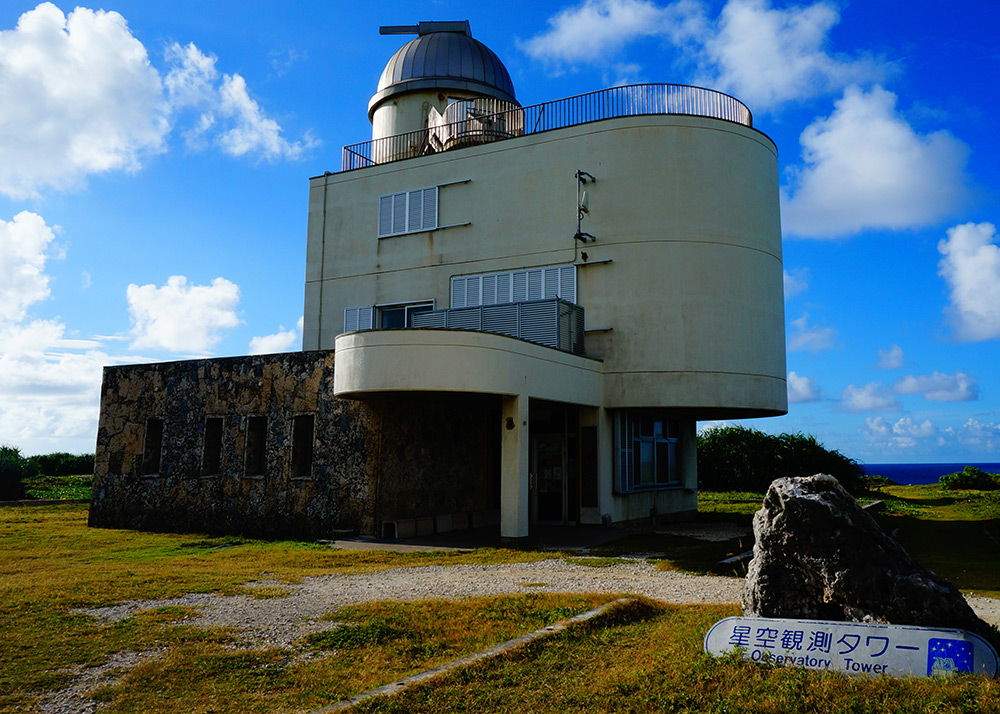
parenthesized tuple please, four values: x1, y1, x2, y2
(202, 417, 223, 476)
(244, 416, 267, 477)
(291, 414, 315, 478)
(142, 418, 164, 475)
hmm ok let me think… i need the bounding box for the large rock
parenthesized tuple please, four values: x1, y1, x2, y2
(742, 474, 993, 641)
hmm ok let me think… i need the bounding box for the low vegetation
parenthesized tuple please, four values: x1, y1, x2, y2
(697, 426, 863, 494)
(0, 445, 94, 501)
(940, 465, 1000, 491)
(0, 482, 997, 712)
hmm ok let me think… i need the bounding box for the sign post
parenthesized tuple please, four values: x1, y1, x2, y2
(705, 617, 999, 678)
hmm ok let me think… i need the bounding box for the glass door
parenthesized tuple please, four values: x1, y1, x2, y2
(531, 434, 567, 524)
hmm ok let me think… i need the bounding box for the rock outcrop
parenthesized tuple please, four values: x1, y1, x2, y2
(742, 474, 994, 641)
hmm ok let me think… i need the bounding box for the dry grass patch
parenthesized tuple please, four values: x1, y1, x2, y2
(86, 594, 616, 714)
(349, 603, 1000, 714)
(0, 504, 561, 713)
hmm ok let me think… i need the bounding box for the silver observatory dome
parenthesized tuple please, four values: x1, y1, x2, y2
(368, 21, 518, 120)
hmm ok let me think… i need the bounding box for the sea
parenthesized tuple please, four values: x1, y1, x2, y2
(862, 462, 1000, 486)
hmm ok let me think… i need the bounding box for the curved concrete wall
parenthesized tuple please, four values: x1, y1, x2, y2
(334, 328, 604, 404)
(307, 113, 786, 418)
(371, 90, 442, 142)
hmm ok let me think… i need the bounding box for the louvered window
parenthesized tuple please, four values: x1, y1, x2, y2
(378, 187, 438, 237)
(343, 306, 374, 332)
(451, 265, 576, 309)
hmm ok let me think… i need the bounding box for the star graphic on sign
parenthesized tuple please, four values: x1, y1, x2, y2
(927, 638, 974, 676)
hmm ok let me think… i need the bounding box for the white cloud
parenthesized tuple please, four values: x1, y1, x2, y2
(0, 210, 120, 454)
(163, 41, 219, 109)
(945, 418, 1000, 452)
(268, 48, 306, 78)
(0, 7, 315, 199)
(787, 371, 820, 403)
(842, 382, 900, 412)
(518, 0, 672, 65)
(520, 0, 879, 111)
(783, 268, 809, 299)
(217, 74, 314, 161)
(127, 275, 240, 353)
(894, 371, 978, 402)
(696, 419, 735, 434)
(862, 416, 937, 450)
(0, 211, 57, 322)
(938, 222, 1000, 341)
(0, 3, 167, 198)
(696, 0, 881, 109)
(788, 313, 835, 352)
(863, 416, 890, 438)
(0, 346, 109, 453)
(892, 416, 937, 439)
(163, 42, 316, 162)
(249, 317, 302, 355)
(876, 344, 904, 370)
(782, 86, 969, 239)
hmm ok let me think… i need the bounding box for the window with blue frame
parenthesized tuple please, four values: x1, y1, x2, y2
(614, 411, 679, 492)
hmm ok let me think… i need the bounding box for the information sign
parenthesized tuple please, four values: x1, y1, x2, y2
(704, 616, 999, 678)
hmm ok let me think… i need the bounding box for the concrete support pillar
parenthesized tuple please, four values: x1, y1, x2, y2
(500, 394, 530, 542)
(596, 406, 615, 524)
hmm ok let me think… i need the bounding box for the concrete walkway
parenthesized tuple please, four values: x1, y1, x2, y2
(330, 526, 643, 553)
(328, 524, 642, 553)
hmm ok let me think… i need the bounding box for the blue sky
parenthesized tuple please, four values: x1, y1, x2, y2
(0, 0, 998, 463)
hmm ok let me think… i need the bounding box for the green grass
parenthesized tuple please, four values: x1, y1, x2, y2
(875, 485, 1000, 599)
(349, 601, 1000, 714)
(696, 485, 1000, 595)
(1, 487, 998, 713)
(89, 594, 615, 714)
(0, 504, 564, 713)
(20, 473, 92, 500)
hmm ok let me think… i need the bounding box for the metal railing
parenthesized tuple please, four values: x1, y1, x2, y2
(342, 83, 752, 171)
(409, 298, 585, 356)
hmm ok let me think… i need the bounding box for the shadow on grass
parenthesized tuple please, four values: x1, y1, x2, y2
(590, 531, 753, 577)
(879, 515, 1000, 597)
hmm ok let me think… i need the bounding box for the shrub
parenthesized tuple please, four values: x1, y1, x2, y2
(859, 475, 898, 492)
(697, 426, 863, 494)
(939, 465, 1000, 491)
(0, 445, 29, 500)
(26, 452, 94, 477)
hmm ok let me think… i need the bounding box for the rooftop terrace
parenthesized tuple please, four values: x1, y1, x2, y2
(341, 83, 753, 172)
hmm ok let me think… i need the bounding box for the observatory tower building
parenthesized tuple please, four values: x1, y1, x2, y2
(91, 21, 786, 543)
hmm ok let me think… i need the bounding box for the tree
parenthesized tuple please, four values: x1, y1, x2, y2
(26, 452, 94, 477)
(0, 445, 29, 501)
(697, 426, 863, 494)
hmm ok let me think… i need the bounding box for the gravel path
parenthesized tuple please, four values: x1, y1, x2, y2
(79, 559, 742, 649)
(79, 558, 1000, 650)
(48, 559, 1000, 714)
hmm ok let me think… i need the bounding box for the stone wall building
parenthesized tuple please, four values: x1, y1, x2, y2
(90, 20, 786, 542)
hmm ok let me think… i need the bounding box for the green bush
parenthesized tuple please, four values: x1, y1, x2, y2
(26, 452, 94, 477)
(696, 426, 863, 494)
(939, 465, 1000, 491)
(0, 445, 29, 500)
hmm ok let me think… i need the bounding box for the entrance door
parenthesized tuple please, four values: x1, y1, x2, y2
(531, 434, 568, 524)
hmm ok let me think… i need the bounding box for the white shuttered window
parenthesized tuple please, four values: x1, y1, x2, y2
(343, 306, 374, 332)
(450, 265, 577, 309)
(377, 187, 438, 237)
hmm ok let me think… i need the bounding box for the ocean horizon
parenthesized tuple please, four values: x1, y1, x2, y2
(862, 462, 1000, 486)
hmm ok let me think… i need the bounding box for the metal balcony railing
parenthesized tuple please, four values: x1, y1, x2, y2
(342, 83, 752, 171)
(409, 298, 585, 356)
